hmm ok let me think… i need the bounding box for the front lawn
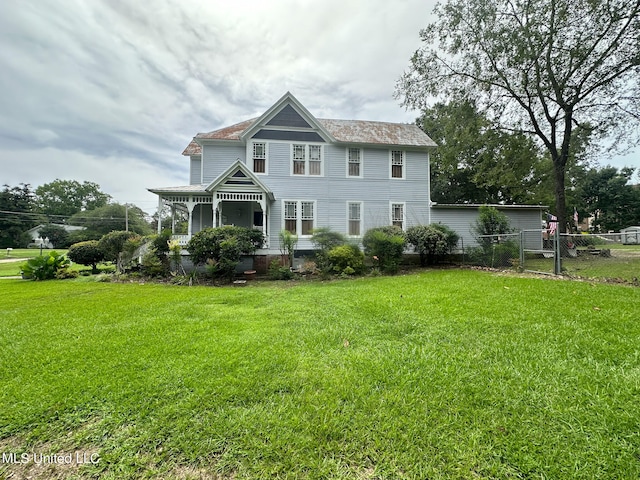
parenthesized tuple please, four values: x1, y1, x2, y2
(1, 271, 639, 479)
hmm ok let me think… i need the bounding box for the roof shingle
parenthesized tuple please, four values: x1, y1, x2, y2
(182, 117, 435, 156)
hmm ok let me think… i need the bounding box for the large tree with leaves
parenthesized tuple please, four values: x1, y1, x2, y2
(419, 99, 548, 204)
(68, 203, 152, 237)
(577, 166, 640, 232)
(35, 179, 111, 218)
(396, 0, 640, 232)
(0, 183, 40, 247)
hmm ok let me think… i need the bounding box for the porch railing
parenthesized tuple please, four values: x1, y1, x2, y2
(171, 234, 191, 246)
(171, 231, 269, 248)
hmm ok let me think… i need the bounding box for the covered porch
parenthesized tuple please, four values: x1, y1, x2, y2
(149, 161, 274, 247)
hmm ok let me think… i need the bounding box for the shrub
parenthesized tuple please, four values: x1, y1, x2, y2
(141, 249, 167, 277)
(327, 244, 365, 275)
(187, 226, 263, 281)
(268, 258, 293, 280)
(311, 227, 348, 272)
(279, 230, 297, 267)
(467, 241, 519, 268)
(21, 251, 71, 280)
(68, 240, 105, 273)
(474, 205, 513, 247)
(144, 230, 173, 276)
(98, 231, 139, 263)
(98, 230, 142, 272)
(362, 226, 407, 274)
(406, 224, 460, 266)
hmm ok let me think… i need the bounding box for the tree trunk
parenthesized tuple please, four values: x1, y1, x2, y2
(553, 158, 568, 234)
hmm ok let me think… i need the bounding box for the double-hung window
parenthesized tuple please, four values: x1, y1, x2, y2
(284, 200, 315, 236)
(348, 202, 362, 236)
(347, 148, 362, 177)
(252, 142, 266, 173)
(391, 150, 405, 179)
(391, 202, 405, 229)
(292, 144, 323, 176)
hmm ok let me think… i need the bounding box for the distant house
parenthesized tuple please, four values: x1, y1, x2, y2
(148, 92, 544, 267)
(25, 224, 85, 249)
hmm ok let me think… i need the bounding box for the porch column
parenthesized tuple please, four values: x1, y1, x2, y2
(186, 198, 196, 236)
(213, 196, 220, 228)
(157, 196, 163, 234)
(171, 205, 176, 234)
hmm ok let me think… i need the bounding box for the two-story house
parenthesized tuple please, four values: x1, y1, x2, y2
(149, 92, 544, 269)
(149, 93, 437, 263)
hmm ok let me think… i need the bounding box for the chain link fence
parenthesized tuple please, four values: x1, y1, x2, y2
(448, 231, 640, 283)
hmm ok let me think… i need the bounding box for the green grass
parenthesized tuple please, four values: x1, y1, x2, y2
(523, 248, 640, 281)
(1, 271, 640, 479)
(0, 250, 117, 278)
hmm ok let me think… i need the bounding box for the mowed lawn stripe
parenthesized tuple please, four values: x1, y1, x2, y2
(1, 270, 639, 479)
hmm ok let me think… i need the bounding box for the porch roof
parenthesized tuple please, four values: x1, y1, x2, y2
(147, 185, 208, 195)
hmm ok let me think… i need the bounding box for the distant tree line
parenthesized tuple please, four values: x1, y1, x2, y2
(418, 99, 640, 232)
(0, 179, 153, 248)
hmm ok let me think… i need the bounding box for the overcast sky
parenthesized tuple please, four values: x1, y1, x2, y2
(1, 0, 637, 215)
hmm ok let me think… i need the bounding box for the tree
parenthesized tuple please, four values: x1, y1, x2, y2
(67, 241, 105, 273)
(473, 205, 513, 239)
(396, 0, 640, 232)
(68, 203, 152, 237)
(35, 179, 111, 217)
(577, 166, 640, 232)
(0, 183, 40, 247)
(419, 100, 548, 204)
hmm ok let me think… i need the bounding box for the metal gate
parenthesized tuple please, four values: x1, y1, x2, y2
(520, 229, 560, 275)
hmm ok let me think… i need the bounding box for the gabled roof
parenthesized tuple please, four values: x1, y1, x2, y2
(205, 160, 274, 201)
(239, 92, 334, 143)
(182, 93, 436, 155)
(25, 224, 86, 234)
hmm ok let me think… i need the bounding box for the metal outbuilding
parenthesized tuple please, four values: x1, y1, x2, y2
(621, 226, 640, 244)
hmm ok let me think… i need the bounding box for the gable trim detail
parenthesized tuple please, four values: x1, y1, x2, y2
(239, 92, 335, 143)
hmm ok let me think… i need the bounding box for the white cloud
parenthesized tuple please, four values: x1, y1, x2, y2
(1, 0, 636, 210)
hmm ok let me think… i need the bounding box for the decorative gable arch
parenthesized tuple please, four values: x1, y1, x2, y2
(205, 160, 275, 243)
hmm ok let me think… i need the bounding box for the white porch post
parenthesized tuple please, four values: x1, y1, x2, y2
(157, 196, 163, 234)
(213, 195, 220, 228)
(171, 205, 176, 234)
(186, 197, 196, 236)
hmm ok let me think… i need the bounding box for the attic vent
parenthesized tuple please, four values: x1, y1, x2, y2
(232, 170, 247, 178)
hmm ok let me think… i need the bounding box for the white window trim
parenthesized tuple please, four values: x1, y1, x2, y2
(346, 201, 363, 237)
(249, 141, 268, 175)
(282, 199, 317, 237)
(389, 150, 406, 180)
(290, 144, 324, 177)
(390, 201, 406, 230)
(346, 147, 363, 178)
